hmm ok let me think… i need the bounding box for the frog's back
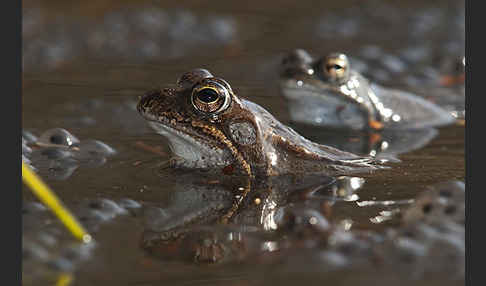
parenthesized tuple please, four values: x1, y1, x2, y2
(242, 99, 387, 177)
(372, 84, 456, 129)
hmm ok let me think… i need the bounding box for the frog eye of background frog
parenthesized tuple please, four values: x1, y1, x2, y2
(191, 81, 231, 114)
(322, 53, 349, 82)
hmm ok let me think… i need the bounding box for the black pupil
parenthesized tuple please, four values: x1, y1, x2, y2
(197, 89, 219, 103)
(326, 64, 342, 71)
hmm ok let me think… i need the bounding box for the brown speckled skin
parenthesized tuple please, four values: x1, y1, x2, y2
(137, 69, 384, 178)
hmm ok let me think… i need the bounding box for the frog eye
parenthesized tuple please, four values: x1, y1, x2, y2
(196, 88, 219, 103)
(322, 53, 349, 82)
(191, 80, 231, 114)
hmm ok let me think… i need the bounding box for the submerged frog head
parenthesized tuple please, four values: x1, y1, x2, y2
(281, 50, 387, 130)
(138, 69, 384, 177)
(281, 50, 355, 89)
(280, 49, 454, 130)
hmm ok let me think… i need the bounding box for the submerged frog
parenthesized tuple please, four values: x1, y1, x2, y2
(137, 69, 385, 178)
(280, 49, 455, 130)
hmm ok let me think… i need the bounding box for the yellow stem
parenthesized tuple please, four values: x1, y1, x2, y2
(55, 273, 74, 286)
(22, 161, 92, 243)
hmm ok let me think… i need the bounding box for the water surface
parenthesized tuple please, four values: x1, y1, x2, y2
(22, 0, 465, 285)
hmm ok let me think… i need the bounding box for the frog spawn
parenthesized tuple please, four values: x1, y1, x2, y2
(379, 181, 465, 279)
(22, 128, 116, 180)
(23, 6, 237, 71)
(265, 181, 465, 280)
(22, 173, 464, 284)
(138, 179, 464, 279)
(22, 198, 141, 284)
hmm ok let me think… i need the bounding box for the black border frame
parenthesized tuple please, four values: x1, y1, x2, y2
(6, 0, 22, 285)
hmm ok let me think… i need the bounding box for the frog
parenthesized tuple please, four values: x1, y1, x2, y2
(279, 49, 456, 130)
(137, 68, 386, 179)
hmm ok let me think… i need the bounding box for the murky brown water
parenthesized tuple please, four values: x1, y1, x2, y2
(22, 0, 464, 285)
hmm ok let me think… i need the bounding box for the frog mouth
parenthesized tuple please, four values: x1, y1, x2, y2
(137, 90, 222, 152)
(141, 113, 232, 169)
(280, 78, 357, 105)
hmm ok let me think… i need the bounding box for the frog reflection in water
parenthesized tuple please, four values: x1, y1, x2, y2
(137, 68, 385, 178)
(140, 170, 357, 263)
(280, 49, 456, 130)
